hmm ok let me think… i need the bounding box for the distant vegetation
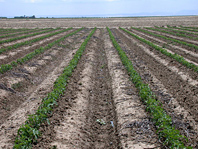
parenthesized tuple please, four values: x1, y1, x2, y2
(14, 15, 35, 19)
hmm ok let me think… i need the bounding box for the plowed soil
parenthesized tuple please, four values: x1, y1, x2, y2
(0, 16, 198, 28)
(0, 21, 198, 148)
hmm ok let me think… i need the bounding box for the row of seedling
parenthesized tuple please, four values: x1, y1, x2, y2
(179, 26, 198, 30)
(0, 28, 72, 54)
(131, 27, 198, 50)
(0, 28, 33, 34)
(107, 27, 191, 149)
(0, 28, 60, 44)
(13, 27, 96, 149)
(167, 25, 198, 33)
(121, 27, 198, 73)
(0, 28, 82, 74)
(155, 26, 198, 37)
(0, 28, 49, 39)
(145, 27, 198, 40)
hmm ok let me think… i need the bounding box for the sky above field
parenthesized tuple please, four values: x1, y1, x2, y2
(0, 0, 198, 17)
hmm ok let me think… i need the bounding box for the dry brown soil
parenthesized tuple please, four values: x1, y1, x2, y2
(0, 17, 198, 148)
(0, 16, 198, 28)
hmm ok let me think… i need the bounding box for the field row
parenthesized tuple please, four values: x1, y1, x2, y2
(0, 27, 197, 148)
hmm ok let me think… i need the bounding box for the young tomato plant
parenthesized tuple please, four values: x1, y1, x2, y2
(107, 27, 191, 149)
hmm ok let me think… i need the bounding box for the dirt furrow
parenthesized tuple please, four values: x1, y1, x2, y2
(0, 29, 44, 41)
(144, 28, 198, 46)
(130, 28, 198, 53)
(0, 28, 89, 124)
(0, 29, 90, 148)
(0, 28, 61, 49)
(167, 27, 198, 34)
(0, 29, 75, 65)
(130, 28, 198, 65)
(113, 29, 198, 147)
(156, 28, 198, 39)
(119, 29, 198, 86)
(112, 29, 198, 130)
(104, 29, 161, 148)
(0, 29, 35, 36)
(32, 29, 119, 148)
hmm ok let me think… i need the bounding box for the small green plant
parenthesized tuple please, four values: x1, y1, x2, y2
(157, 26, 198, 37)
(0, 28, 83, 74)
(121, 27, 198, 73)
(0, 28, 56, 45)
(96, 119, 106, 125)
(101, 64, 105, 69)
(145, 27, 198, 40)
(13, 27, 96, 149)
(0, 28, 72, 54)
(0, 28, 47, 39)
(131, 27, 198, 50)
(168, 25, 198, 32)
(107, 27, 191, 149)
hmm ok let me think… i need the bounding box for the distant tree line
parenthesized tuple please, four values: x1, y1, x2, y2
(0, 17, 7, 19)
(14, 15, 36, 19)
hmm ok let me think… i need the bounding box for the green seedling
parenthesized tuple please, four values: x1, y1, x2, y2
(0, 28, 83, 74)
(131, 27, 198, 50)
(107, 27, 191, 148)
(121, 27, 198, 73)
(145, 27, 198, 40)
(14, 28, 96, 148)
(96, 119, 106, 125)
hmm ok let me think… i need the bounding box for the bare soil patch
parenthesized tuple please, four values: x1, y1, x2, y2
(112, 28, 198, 147)
(0, 29, 90, 148)
(0, 16, 198, 28)
(0, 29, 75, 65)
(129, 28, 198, 64)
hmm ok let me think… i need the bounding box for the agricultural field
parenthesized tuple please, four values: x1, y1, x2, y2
(0, 17, 198, 148)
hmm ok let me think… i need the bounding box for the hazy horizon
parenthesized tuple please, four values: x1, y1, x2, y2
(0, 0, 198, 18)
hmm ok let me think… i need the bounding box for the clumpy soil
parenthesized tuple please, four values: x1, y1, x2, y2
(32, 29, 161, 149)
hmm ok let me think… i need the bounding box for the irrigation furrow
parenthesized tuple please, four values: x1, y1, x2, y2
(30, 28, 161, 149)
(131, 27, 198, 53)
(111, 28, 198, 147)
(0, 28, 48, 40)
(145, 28, 198, 46)
(166, 27, 198, 34)
(0, 28, 60, 46)
(0, 28, 90, 148)
(0, 28, 33, 35)
(151, 27, 198, 40)
(109, 27, 195, 148)
(124, 28, 198, 74)
(129, 28, 198, 65)
(0, 28, 60, 49)
(0, 28, 75, 65)
(35, 29, 98, 149)
(0, 28, 80, 74)
(32, 29, 119, 148)
(0, 28, 89, 124)
(104, 29, 161, 148)
(156, 27, 198, 38)
(113, 28, 198, 129)
(0, 26, 197, 148)
(168, 26, 198, 33)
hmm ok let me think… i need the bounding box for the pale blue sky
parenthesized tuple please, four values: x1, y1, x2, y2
(0, 0, 198, 17)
